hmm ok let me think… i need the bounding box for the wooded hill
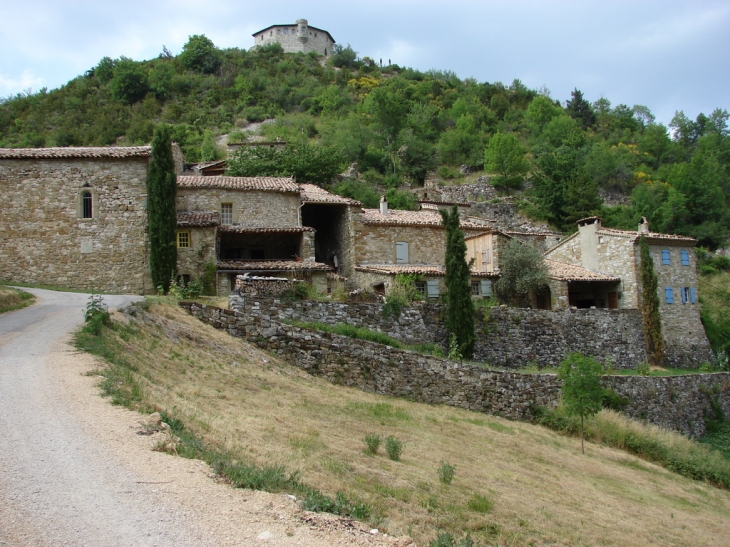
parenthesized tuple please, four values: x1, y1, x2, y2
(2, 35, 729, 248)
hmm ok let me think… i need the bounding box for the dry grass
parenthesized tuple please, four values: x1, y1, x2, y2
(90, 300, 730, 546)
(0, 286, 35, 314)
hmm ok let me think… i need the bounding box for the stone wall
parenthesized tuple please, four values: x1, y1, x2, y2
(353, 223, 447, 266)
(180, 302, 730, 437)
(176, 188, 300, 227)
(439, 179, 498, 203)
(253, 20, 334, 57)
(176, 227, 216, 280)
(0, 157, 152, 293)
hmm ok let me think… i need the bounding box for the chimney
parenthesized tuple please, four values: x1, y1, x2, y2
(638, 216, 649, 234)
(380, 195, 388, 215)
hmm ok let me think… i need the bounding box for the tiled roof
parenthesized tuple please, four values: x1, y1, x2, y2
(597, 228, 697, 244)
(0, 146, 152, 159)
(177, 175, 299, 193)
(546, 259, 620, 282)
(361, 209, 487, 230)
(299, 183, 362, 205)
(355, 264, 499, 278)
(419, 200, 471, 208)
(505, 230, 562, 237)
(217, 225, 314, 234)
(464, 231, 497, 241)
(218, 260, 333, 271)
(177, 212, 220, 227)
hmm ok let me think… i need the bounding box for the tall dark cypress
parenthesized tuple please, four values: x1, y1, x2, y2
(639, 236, 664, 366)
(147, 125, 177, 293)
(440, 205, 475, 358)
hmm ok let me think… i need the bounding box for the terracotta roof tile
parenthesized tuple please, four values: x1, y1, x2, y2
(177, 212, 221, 227)
(361, 209, 487, 230)
(419, 200, 471, 208)
(217, 225, 314, 234)
(177, 175, 299, 192)
(597, 228, 697, 244)
(355, 264, 498, 278)
(218, 260, 333, 271)
(0, 146, 152, 159)
(299, 183, 362, 205)
(546, 259, 620, 282)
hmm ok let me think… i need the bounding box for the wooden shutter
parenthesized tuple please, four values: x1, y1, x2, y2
(427, 280, 439, 298)
(396, 242, 409, 264)
(665, 287, 673, 303)
(480, 280, 492, 297)
(681, 250, 689, 266)
(662, 250, 670, 265)
(690, 287, 697, 303)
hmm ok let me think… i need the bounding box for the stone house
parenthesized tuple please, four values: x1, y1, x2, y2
(0, 146, 157, 293)
(252, 19, 335, 57)
(351, 199, 500, 298)
(544, 216, 712, 366)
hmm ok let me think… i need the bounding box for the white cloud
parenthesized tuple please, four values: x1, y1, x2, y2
(0, 70, 46, 96)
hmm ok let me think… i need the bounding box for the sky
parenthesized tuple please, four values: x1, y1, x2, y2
(1, 0, 728, 126)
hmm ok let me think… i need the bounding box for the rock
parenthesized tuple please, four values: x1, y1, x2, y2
(257, 531, 273, 540)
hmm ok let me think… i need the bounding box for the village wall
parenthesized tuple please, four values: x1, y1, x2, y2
(0, 157, 152, 293)
(176, 188, 300, 227)
(176, 227, 217, 279)
(353, 223, 447, 265)
(181, 302, 730, 437)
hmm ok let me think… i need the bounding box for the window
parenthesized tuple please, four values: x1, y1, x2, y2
(598, 236, 604, 244)
(480, 280, 493, 298)
(665, 287, 674, 304)
(681, 250, 690, 266)
(426, 280, 439, 298)
(177, 231, 190, 248)
(661, 249, 670, 265)
(284, 28, 288, 34)
(81, 190, 93, 219)
(681, 287, 690, 304)
(395, 241, 409, 264)
(471, 281, 480, 296)
(221, 203, 233, 225)
(415, 281, 426, 296)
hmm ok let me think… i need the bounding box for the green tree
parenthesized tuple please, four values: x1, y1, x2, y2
(565, 88, 596, 130)
(494, 239, 549, 307)
(330, 44, 358, 69)
(440, 206, 475, 359)
(109, 58, 149, 104)
(147, 125, 178, 293)
(178, 35, 222, 74)
(557, 353, 605, 454)
(484, 132, 529, 191)
(638, 235, 664, 366)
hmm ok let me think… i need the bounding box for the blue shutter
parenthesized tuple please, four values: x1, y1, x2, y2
(426, 280, 439, 298)
(681, 250, 689, 266)
(665, 287, 673, 304)
(662, 250, 670, 265)
(690, 287, 696, 304)
(480, 279, 493, 297)
(395, 242, 409, 264)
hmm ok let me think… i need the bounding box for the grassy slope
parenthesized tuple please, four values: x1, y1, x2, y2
(0, 286, 35, 314)
(699, 271, 730, 354)
(79, 300, 730, 547)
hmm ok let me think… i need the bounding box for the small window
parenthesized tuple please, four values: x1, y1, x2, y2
(284, 28, 288, 34)
(221, 203, 233, 225)
(395, 241, 409, 264)
(81, 190, 93, 219)
(681, 250, 690, 266)
(426, 280, 439, 298)
(177, 231, 190, 248)
(681, 287, 690, 304)
(471, 281, 480, 296)
(665, 287, 674, 304)
(415, 281, 426, 296)
(661, 249, 670, 265)
(598, 236, 604, 244)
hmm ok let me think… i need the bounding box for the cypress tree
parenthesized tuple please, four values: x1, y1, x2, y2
(440, 205, 475, 359)
(147, 125, 177, 293)
(639, 235, 664, 366)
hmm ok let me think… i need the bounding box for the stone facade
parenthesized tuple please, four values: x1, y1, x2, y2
(182, 301, 730, 437)
(252, 19, 335, 57)
(0, 150, 153, 293)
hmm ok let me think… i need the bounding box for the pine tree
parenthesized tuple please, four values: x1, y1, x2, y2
(147, 125, 177, 293)
(440, 206, 475, 359)
(639, 236, 664, 366)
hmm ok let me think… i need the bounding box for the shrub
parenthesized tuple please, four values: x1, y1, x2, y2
(602, 388, 630, 411)
(385, 435, 404, 461)
(467, 493, 494, 513)
(363, 434, 381, 455)
(82, 294, 112, 335)
(636, 362, 651, 375)
(438, 461, 456, 485)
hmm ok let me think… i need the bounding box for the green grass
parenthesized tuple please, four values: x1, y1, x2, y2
(0, 287, 35, 314)
(0, 281, 98, 294)
(290, 320, 404, 348)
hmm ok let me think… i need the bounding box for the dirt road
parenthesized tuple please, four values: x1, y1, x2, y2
(0, 289, 406, 547)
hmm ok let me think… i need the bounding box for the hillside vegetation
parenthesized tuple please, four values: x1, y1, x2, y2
(1, 37, 729, 244)
(75, 299, 730, 546)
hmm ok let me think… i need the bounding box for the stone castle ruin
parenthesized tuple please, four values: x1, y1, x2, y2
(252, 19, 335, 57)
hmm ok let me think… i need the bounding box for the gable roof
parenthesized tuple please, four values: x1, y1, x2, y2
(0, 146, 152, 159)
(360, 208, 488, 230)
(355, 264, 499, 278)
(546, 259, 620, 282)
(596, 227, 696, 245)
(177, 175, 299, 193)
(218, 260, 333, 272)
(177, 212, 220, 227)
(299, 183, 362, 205)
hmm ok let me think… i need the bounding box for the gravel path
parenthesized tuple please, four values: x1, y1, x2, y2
(0, 289, 410, 547)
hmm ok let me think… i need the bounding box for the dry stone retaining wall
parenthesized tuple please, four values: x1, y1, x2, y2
(181, 301, 730, 437)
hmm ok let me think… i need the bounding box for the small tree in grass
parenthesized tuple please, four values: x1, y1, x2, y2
(147, 125, 177, 293)
(440, 205, 475, 359)
(557, 353, 604, 454)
